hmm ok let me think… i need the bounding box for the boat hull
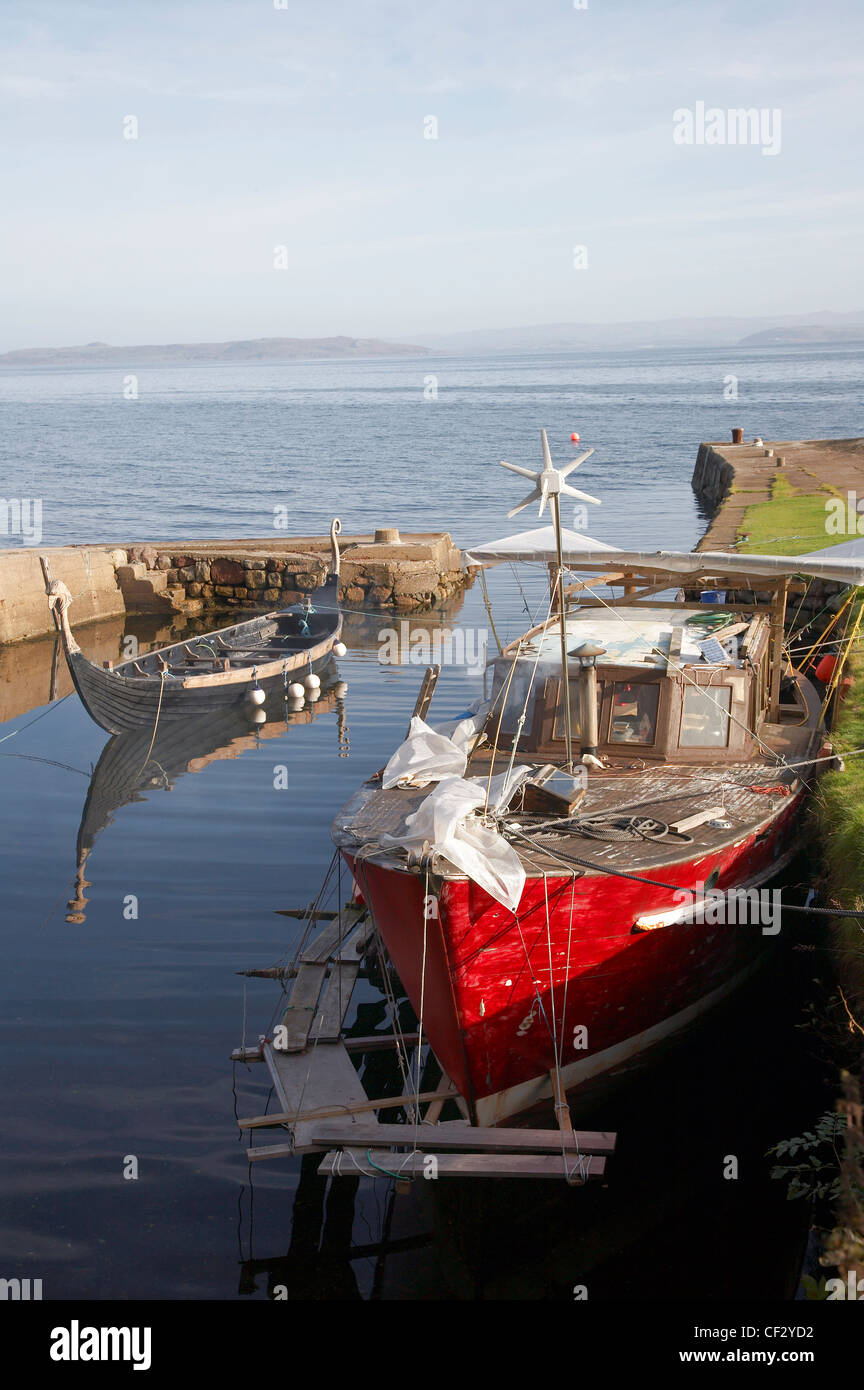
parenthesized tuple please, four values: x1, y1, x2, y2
(343, 791, 804, 1125)
(61, 578, 342, 734)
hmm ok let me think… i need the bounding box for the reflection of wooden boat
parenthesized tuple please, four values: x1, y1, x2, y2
(42, 521, 344, 734)
(67, 679, 349, 922)
(332, 431, 864, 1127)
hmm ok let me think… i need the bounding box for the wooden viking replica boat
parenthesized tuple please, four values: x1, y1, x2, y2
(42, 520, 345, 734)
(332, 432, 864, 1128)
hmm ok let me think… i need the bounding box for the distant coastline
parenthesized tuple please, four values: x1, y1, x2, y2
(0, 335, 428, 367)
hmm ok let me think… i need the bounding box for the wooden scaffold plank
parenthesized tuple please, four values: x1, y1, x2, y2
(261, 1038, 376, 1153)
(316, 1149, 607, 1182)
(306, 1120, 616, 1156)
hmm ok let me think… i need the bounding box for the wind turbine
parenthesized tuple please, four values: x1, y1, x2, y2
(500, 428, 599, 518)
(498, 428, 601, 769)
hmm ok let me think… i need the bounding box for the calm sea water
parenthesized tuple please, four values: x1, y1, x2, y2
(0, 346, 858, 1300)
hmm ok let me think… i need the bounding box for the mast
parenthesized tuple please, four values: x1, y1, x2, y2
(497, 427, 601, 770)
(550, 485, 574, 770)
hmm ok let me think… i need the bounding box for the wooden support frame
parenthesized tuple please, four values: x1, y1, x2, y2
(768, 579, 789, 722)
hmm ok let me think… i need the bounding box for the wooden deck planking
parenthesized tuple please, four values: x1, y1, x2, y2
(276, 961, 328, 1051)
(299, 908, 366, 964)
(261, 1038, 375, 1152)
(309, 962, 360, 1041)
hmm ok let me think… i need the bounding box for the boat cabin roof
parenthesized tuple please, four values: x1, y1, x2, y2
(505, 606, 745, 671)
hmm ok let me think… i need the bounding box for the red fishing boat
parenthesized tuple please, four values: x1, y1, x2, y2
(332, 433, 862, 1126)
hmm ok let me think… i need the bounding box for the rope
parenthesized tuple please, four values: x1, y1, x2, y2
(0, 694, 72, 745)
(479, 567, 504, 655)
(135, 669, 168, 777)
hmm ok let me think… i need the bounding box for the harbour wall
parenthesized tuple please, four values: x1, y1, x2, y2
(0, 530, 471, 645)
(692, 434, 864, 622)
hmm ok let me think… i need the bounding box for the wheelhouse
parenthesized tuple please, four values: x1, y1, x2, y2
(485, 603, 798, 765)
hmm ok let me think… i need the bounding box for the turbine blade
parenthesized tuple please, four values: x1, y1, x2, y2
(561, 483, 602, 506)
(506, 487, 542, 518)
(537, 476, 551, 517)
(500, 460, 540, 482)
(540, 429, 553, 471)
(559, 448, 595, 478)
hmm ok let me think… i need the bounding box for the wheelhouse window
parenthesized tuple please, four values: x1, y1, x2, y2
(609, 682, 660, 746)
(680, 685, 732, 747)
(553, 679, 585, 741)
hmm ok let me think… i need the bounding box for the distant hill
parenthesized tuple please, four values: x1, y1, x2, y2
(415, 311, 864, 354)
(738, 326, 864, 346)
(0, 335, 428, 366)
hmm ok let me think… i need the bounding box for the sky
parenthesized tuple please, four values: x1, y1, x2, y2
(1, 0, 863, 350)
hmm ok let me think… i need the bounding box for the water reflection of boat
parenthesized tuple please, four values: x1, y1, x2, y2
(42, 521, 344, 734)
(66, 678, 349, 922)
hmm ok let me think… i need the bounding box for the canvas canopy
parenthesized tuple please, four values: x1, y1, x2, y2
(465, 525, 618, 566)
(465, 531, 864, 586)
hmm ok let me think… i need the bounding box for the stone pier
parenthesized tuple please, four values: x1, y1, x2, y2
(0, 529, 472, 645)
(692, 436, 864, 550)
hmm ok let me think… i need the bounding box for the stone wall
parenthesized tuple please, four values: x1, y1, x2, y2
(0, 531, 472, 644)
(0, 547, 125, 644)
(122, 532, 469, 616)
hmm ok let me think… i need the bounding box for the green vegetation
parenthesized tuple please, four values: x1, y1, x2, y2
(815, 616, 864, 1021)
(767, 1113, 852, 1203)
(736, 475, 859, 557)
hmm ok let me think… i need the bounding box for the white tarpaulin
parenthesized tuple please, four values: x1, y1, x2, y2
(465, 524, 618, 566)
(381, 706, 489, 789)
(378, 775, 526, 912)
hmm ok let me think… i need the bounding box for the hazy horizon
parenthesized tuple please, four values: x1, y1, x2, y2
(2, 0, 862, 353)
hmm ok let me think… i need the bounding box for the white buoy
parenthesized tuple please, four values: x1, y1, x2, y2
(304, 672, 321, 690)
(333, 641, 347, 657)
(250, 708, 267, 724)
(287, 682, 305, 699)
(306, 687, 321, 702)
(246, 687, 266, 706)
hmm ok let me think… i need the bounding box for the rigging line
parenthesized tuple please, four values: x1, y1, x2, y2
(0, 693, 72, 745)
(501, 589, 558, 797)
(478, 567, 503, 655)
(793, 590, 857, 671)
(482, 643, 523, 815)
(411, 863, 431, 1164)
(483, 585, 556, 813)
(506, 826, 864, 917)
(508, 561, 533, 619)
(512, 906, 558, 1048)
(786, 576, 812, 637)
(354, 853, 415, 1105)
(289, 852, 339, 971)
(0, 752, 88, 776)
(818, 596, 863, 731)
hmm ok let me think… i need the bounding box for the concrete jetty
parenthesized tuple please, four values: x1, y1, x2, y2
(0, 530, 470, 645)
(692, 435, 864, 550)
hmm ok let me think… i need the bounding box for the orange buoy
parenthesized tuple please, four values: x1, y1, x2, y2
(570, 432, 580, 443)
(814, 654, 838, 683)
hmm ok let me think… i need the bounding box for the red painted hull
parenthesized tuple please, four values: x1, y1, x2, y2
(345, 793, 803, 1124)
